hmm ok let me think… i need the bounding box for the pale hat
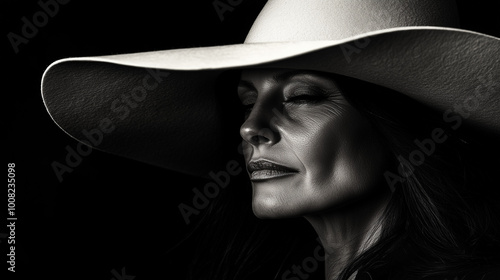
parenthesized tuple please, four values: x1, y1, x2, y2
(41, 0, 500, 177)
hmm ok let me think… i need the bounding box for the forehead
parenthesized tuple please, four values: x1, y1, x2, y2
(240, 68, 289, 81)
(239, 68, 337, 88)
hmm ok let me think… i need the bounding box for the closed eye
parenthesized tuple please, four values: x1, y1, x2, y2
(284, 85, 331, 104)
(285, 94, 325, 104)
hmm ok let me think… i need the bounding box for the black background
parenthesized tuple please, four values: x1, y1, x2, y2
(3, 0, 500, 279)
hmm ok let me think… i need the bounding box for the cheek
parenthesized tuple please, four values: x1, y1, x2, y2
(286, 104, 350, 182)
(287, 106, 387, 209)
(249, 103, 388, 218)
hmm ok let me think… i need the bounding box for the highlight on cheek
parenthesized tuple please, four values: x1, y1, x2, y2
(238, 68, 389, 223)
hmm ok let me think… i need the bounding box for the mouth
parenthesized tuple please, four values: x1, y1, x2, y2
(247, 159, 299, 181)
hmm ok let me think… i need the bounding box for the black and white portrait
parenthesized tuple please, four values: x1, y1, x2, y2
(6, 1, 500, 279)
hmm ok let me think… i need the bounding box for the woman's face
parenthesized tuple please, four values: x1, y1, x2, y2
(238, 69, 389, 218)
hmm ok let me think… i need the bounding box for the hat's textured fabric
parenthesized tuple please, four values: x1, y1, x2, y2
(42, 0, 500, 176)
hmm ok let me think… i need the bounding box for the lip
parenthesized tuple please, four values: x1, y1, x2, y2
(247, 159, 299, 181)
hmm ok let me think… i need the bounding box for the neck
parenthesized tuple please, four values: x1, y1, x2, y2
(304, 191, 391, 280)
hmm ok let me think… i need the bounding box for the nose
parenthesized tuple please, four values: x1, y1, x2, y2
(240, 106, 280, 146)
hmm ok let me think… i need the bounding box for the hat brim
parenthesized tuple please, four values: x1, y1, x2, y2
(41, 27, 500, 177)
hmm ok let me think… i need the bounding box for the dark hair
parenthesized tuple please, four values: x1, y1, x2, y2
(334, 74, 500, 279)
(180, 71, 500, 280)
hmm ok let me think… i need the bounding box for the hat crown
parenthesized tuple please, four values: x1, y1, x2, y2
(245, 0, 459, 43)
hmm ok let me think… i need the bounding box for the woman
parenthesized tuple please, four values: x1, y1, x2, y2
(238, 68, 392, 279)
(181, 68, 500, 280)
(41, 0, 500, 279)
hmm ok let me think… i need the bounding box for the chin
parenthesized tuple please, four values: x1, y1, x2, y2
(251, 186, 380, 219)
(252, 207, 292, 219)
(251, 196, 296, 219)
(252, 197, 281, 219)
(251, 194, 318, 219)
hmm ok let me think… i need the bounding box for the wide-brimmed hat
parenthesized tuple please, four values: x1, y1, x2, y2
(41, 0, 500, 177)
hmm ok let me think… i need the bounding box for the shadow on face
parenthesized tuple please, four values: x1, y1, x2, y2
(237, 68, 390, 218)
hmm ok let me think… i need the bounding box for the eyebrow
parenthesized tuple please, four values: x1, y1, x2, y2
(238, 69, 333, 91)
(271, 70, 319, 83)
